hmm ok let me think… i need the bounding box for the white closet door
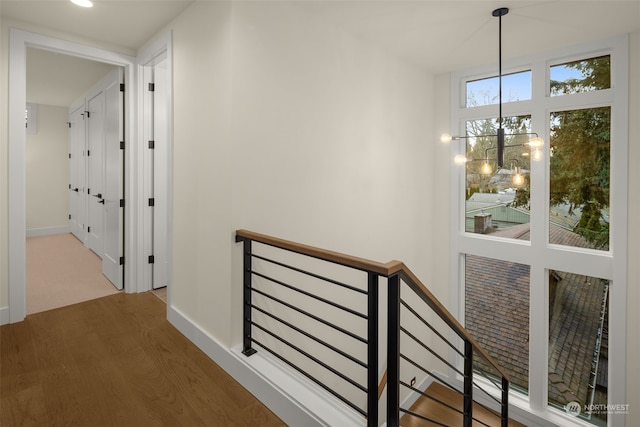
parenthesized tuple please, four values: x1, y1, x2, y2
(152, 56, 168, 289)
(101, 69, 124, 290)
(86, 91, 105, 257)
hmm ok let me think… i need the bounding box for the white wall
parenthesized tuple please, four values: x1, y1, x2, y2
(25, 104, 69, 234)
(228, 1, 435, 344)
(169, 0, 235, 343)
(168, 0, 434, 349)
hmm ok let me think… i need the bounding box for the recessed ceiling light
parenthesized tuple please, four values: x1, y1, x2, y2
(71, 0, 94, 8)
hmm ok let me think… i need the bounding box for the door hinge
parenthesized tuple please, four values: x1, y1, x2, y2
(85, 111, 90, 118)
(119, 256, 125, 265)
(88, 226, 91, 233)
(120, 141, 125, 150)
(69, 153, 72, 159)
(67, 122, 71, 128)
(148, 255, 155, 264)
(148, 140, 155, 149)
(68, 184, 71, 189)
(88, 188, 90, 195)
(148, 83, 155, 92)
(69, 214, 71, 220)
(148, 198, 155, 207)
(120, 83, 125, 92)
(120, 199, 125, 208)
(87, 150, 90, 156)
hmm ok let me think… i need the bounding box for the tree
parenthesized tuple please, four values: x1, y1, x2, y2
(549, 56, 611, 249)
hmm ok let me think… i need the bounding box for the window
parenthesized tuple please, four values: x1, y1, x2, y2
(550, 106, 611, 250)
(550, 55, 611, 96)
(548, 271, 609, 424)
(464, 115, 532, 239)
(466, 70, 532, 107)
(450, 36, 628, 426)
(465, 255, 530, 393)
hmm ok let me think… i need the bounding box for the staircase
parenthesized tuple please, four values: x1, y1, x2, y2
(236, 229, 512, 426)
(401, 383, 526, 427)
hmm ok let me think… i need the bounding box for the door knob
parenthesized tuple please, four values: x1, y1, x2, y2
(92, 193, 103, 199)
(98, 199, 105, 204)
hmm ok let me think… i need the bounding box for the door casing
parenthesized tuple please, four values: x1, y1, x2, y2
(8, 29, 138, 323)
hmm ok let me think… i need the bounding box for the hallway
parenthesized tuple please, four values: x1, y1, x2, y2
(26, 233, 120, 315)
(0, 292, 285, 426)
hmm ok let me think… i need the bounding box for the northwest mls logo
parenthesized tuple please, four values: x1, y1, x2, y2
(565, 401, 630, 416)
(565, 401, 581, 417)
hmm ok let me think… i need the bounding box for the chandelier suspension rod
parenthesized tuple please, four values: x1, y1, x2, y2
(493, 7, 509, 167)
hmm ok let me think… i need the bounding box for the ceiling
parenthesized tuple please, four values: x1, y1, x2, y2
(1, 0, 194, 54)
(3, 0, 640, 106)
(300, 0, 640, 74)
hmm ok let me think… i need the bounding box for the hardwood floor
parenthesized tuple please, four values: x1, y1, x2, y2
(400, 382, 527, 427)
(0, 292, 285, 427)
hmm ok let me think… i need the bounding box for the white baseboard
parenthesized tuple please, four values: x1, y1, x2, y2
(26, 225, 70, 237)
(0, 306, 9, 325)
(167, 304, 363, 427)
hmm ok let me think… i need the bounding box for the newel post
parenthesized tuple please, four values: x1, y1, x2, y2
(501, 376, 509, 427)
(367, 272, 379, 427)
(463, 340, 473, 427)
(236, 236, 256, 357)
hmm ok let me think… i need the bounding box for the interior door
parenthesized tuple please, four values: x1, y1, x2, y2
(68, 103, 86, 241)
(101, 68, 124, 290)
(86, 91, 105, 257)
(152, 56, 168, 289)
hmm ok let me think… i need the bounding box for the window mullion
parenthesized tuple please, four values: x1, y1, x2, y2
(528, 57, 549, 413)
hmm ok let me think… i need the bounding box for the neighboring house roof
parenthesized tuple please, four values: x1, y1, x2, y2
(464, 222, 607, 409)
(467, 192, 516, 205)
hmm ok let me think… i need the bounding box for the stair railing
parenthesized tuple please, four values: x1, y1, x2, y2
(386, 266, 511, 427)
(235, 229, 510, 427)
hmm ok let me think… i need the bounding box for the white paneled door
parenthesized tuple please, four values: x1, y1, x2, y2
(86, 90, 105, 257)
(102, 69, 124, 290)
(152, 55, 168, 290)
(71, 68, 124, 290)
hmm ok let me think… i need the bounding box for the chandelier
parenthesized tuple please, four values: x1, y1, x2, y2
(440, 7, 544, 185)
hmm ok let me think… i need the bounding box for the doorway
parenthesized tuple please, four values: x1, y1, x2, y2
(25, 47, 125, 314)
(142, 50, 170, 292)
(8, 29, 138, 323)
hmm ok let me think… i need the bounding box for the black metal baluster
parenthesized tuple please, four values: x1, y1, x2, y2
(501, 376, 509, 427)
(386, 274, 400, 427)
(367, 272, 379, 427)
(240, 238, 257, 356)
(463, 340, 473, 427)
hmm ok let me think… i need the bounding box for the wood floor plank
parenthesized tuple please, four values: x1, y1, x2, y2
(401, 382, 527, 427)
(1, 292, 286, 427)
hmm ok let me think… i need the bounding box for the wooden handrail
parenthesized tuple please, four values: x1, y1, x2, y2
(235, 229, 510, 382)
(236, 229, 404, 276)
(377, 370, 387, 400)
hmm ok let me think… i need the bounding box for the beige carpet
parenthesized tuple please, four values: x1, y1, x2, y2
(26, 233, 121, 315)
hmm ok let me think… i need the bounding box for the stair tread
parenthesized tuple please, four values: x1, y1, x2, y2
(400, 382, 526, 427)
